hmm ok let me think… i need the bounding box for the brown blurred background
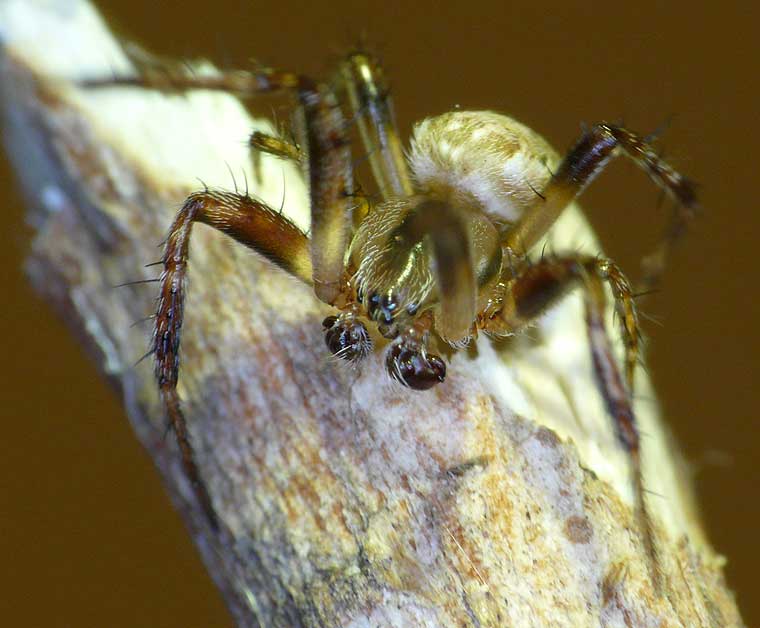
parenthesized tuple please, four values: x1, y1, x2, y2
(1, 0, 757, 626)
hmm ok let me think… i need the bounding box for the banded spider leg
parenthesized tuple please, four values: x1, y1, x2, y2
(85, 53, 412, 528)
(481, 122, 698, 586)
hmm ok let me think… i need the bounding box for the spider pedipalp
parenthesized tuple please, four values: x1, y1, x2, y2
(386, 327, 446, 391)
(322, 312, 371, 362)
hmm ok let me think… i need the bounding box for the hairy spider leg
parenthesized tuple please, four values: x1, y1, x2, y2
(583, 263, 660, 591)
(482, 256, 638, 389)
(248, 129, 301, 189)
(86, 59, 367, 521)
(84, 51, 419, 301)
(479, 255, 658, 586)
(101, 44, 409, 202)
(338, 53, 414, 200)
(249, 130, 302, 163)
(503, 123, 699, 292)
(487, 123, 696, 590)
(291, 80, 354, 305)
(247, 52, 410, 213)
(83, 65, 354, 306)
(156, 190, 312, 527)
(248, 126, 371, 235)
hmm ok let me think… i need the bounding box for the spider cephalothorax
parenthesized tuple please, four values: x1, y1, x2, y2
(85, 52, 697, 578)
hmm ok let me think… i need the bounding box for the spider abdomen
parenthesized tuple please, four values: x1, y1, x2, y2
(408, 110, 558, 223)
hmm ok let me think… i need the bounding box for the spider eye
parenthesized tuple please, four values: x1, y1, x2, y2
(366, 291, 398, 325)
(323, 314, 371, 361)
(386, 341, 446, 390)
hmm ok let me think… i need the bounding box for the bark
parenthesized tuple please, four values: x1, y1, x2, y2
(0, 1, 745, 626)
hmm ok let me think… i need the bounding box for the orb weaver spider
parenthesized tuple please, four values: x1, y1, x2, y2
(85, 51, 697, 580)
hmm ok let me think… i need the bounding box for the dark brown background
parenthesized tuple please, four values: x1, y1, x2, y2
(2, 1, 757, 625)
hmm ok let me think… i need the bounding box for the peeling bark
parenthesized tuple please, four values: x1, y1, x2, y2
(0, 1, 745, 626)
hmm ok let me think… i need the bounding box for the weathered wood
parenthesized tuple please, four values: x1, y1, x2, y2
(0, 0, 744, 625)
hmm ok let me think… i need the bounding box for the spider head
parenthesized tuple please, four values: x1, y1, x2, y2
(322, 313, 371, 361)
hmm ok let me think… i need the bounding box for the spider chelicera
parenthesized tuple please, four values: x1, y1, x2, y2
(85, 51, 697, 579)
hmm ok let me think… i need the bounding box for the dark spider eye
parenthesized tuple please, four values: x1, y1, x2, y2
(323, 314, 371, 361)
(366, 291, 399, 325)
(386, 342, 446, 390)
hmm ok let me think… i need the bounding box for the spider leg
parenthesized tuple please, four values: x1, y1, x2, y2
(155, 190, 312, 527)
(503, 123, 699, 289)
(89, 47, 412, 204)
(84, 61, 356, 305)
(299, 82, 356, 305)
(481, 255, 638, 391)
(248, 128, 302, 188)
(338, 53, 414, 199)
(87, 54, 363, 516)
(583, 264, 660, 591)
(80, 63, 301, 95)
(480, 255, 659, 586)
(249, 130, 301, 164)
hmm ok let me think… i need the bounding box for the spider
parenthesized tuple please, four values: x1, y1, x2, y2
(85, 51, 697, 578)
